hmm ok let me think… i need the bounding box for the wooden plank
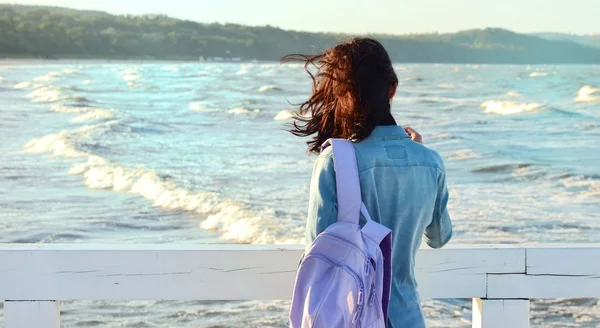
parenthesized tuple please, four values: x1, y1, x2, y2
(487, 274, 600, 298)
(4, 301, 60, 328)
(416, 247, 525, 298)
(472, 299, 529, 328)
(0, 245, 526, 300)
(527, 247, 600, 275)
(0, 248, 304, 301)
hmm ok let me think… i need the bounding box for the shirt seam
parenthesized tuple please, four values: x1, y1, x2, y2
(358, 163, 443, 173)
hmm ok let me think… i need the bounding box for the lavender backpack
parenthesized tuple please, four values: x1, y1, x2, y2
(289, 139, 393, 328)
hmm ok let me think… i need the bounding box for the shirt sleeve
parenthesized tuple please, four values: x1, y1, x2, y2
(304, 153, 338, 251)
(424, 165, 453, 249)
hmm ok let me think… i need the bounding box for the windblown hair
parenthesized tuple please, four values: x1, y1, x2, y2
(282, 38, 398, 153)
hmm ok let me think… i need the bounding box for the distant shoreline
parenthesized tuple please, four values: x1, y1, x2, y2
(2, 4, 600, 64)
(2, 57, 600, 66)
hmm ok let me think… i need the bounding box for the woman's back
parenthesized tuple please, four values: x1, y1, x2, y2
(286, 37, 452, 327)
(305, 125, 452, 327)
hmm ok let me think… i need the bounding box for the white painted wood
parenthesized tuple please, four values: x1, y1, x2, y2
(0, 247, 304, 301)
(416, 247, 524, 298)
(527, 247, 600, 275)
(472, 299, 529, 328)
(4, 301, 60, 328)
(0, 245, 526, 300)
(487, 273, 600, 298)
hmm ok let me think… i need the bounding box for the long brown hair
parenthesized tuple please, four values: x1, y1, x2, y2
(282, 38, 398, 153)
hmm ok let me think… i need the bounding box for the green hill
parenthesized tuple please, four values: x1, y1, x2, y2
(533, 32, 600, 49)
(1, 4, 600, 64)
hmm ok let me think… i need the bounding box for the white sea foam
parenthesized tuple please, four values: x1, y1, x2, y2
(481, 100, 544, 115)
(189, 102, 210, 112)
(575, 85, 600, 103)
(33, 71, 60, 82)
(259, 85, 282, 92)
(437, 83, 455, 89)
(274, 110, 295, 121)
(284, 63, 304, 69)
(236, 68, 248, 75)
(22, 127, 91, 158)
(228, 107, 260, 115)
(23, 121, 302, 244)
(26, 86, 61, 103)
(448, 149, 481, 160)
(72, 110, 115, 122)
(507, 91, 522, 98)
(83, 80, 94, 85)
(120, 68, 140, 82)
(558, 176, 600, 203)
(122, 74, 140, 82)
(0, 76, 5, 83)
(52, 104, 115, 122)
(13, 81, 42, 89)
(62, 68, 77, 74)
(529, 72, 547, 78)
(162, 65, 180, 72)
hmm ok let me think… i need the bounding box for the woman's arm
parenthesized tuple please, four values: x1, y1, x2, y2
(424, 167, 453, 249)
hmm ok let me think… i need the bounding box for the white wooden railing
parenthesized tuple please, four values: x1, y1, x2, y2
(1, 244, 599, 328)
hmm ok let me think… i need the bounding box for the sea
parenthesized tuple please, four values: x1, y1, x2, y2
(0, 60, 599, 327)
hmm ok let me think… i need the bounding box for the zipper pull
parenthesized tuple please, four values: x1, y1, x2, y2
(352, 311, 360, 325)
(357, 287, 364, 306)
(364, 255, 370, 276)
(368, 283, 376, 306)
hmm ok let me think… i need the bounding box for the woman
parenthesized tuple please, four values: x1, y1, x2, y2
(283, 38, 453, 327)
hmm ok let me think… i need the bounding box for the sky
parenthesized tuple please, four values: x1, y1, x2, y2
(1, 0, 599, 35)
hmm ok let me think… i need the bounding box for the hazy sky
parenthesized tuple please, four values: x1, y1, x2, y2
(2, 0, 599, 35)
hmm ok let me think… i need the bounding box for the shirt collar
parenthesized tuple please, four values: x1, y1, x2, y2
(369, 125, 409, 139)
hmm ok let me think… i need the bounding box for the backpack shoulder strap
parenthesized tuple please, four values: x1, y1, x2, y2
(360, 204, 392, 244)
(321, 139, 361, 224)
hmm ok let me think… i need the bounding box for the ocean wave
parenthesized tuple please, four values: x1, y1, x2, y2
(447, 149, 481, 161)
(122, 74, 140, 82)
(13, 81, 43, 89)
(507, 91, 522, 98)
(274, 110, 295, 121)
(189, 102, 222, 113)
(119, 68, 140, 82)
(33, 71, 61, 82)
(472, 163, 533, 173)
(22, 127, 92, 158)
(575, 85, 600, 103)
(0, 76, 5, 83)
(228, 107, 260, 115)
(437, 83, 455, 89)
(558, 175, 600, 202)
(22, 123, 301, 244)
(481, 100, 544, 115)
(72, 110, 115, 122)
(83, 80, 94, 85)
(161, 65, 180, 72)
(405, 76, 424, 82)
(236, 68, 248, 75)
(529, 72, 547, 78)
(26, 86, 62, 103)
(259, 85, 282, 92)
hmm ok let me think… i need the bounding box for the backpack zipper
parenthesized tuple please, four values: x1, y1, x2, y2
(368, 282, 377, 307)
(319, 234, 374, 278)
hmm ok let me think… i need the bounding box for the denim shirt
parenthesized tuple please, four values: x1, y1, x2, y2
(305, 125, 453, 328)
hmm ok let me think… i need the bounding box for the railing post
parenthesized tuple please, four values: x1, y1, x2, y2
(472, 298, 529, 328)
(5, 301, 60, 328)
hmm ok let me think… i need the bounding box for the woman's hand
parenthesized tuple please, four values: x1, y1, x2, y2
(404, 127, 423, 144)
